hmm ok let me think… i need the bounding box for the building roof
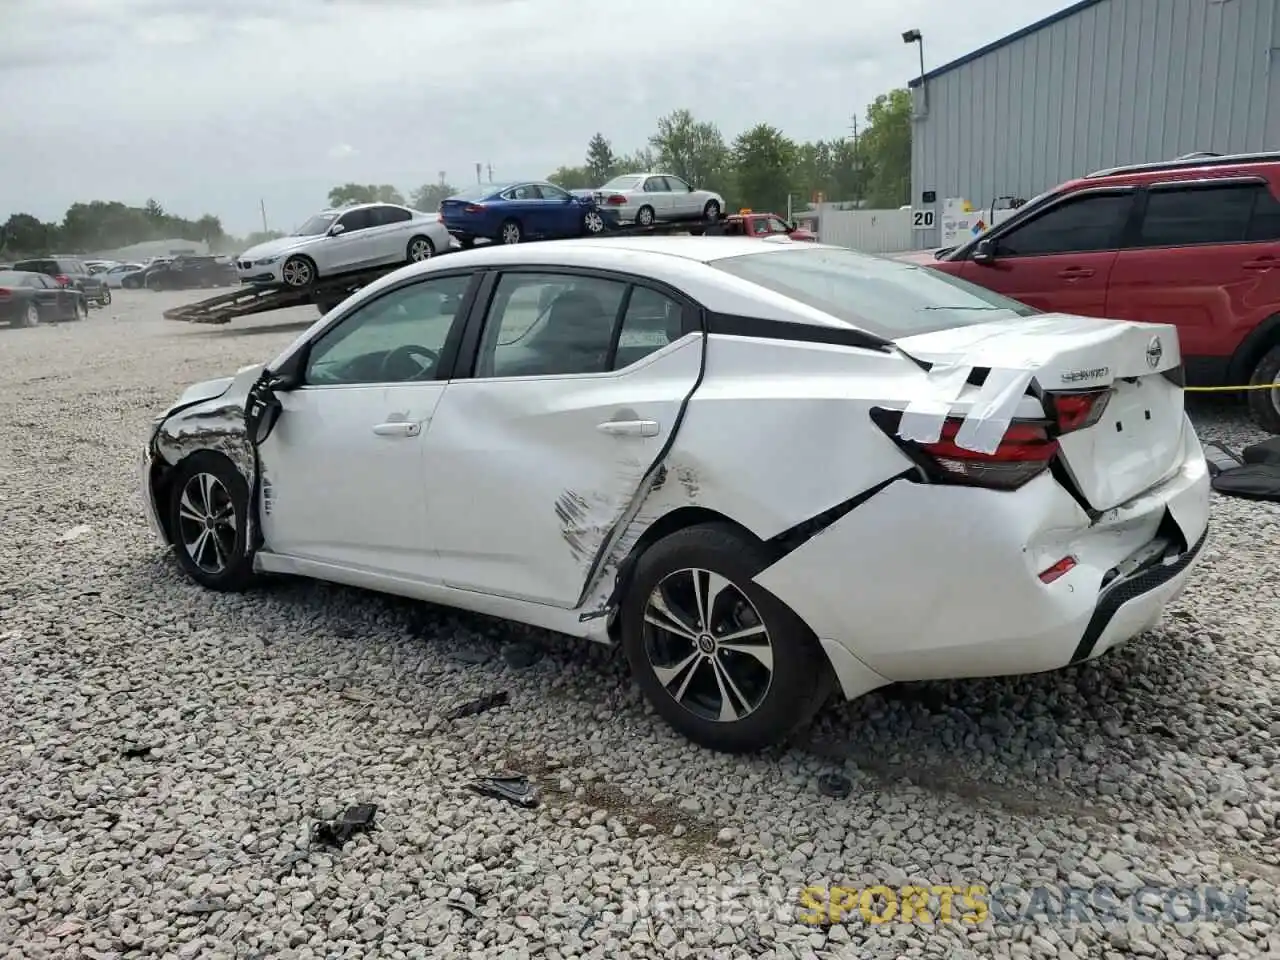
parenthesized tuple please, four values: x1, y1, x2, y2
(907, 0, 1105, 88)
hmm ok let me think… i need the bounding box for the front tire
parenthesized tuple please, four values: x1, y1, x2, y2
(98, 287, 112, 307)
(73, 297, 89, 321)
(167, 451, 257, 592)
(703, 200, 721, 221)
(636, 205, 656, 227)
(582, 210, 606, 235)
(19, 303, 39, 327)
(281, 255, 316, 289)
(620, 523, 832, 753)
(1247, 344, 1280, 434)
(499, 220, 522, 244)
(406, 235, 435, 263)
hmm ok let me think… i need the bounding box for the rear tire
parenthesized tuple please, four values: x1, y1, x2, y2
(499, 219, 522, 244)
(636, 206, 656, 227)
(406, 235, 434, 263)
(582, 210, 606, 235)
(19, 303, 39, 327)
(73, 297, 88, 321)
(98, 287, 112, 307)
(1247, 344, 1280, 434)
(620, 522, 832, 753)
(167, 451, 257, 592)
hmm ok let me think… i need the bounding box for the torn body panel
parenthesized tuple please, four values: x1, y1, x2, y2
(144, 363, 265, 553)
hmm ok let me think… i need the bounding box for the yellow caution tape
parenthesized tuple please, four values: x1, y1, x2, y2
(1184, 383, 1280, 393)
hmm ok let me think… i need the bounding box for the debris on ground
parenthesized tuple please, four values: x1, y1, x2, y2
(55, 524, 92, 543)
(449, 646, 494, 665)
(446, 690, 509, 720)
(120, 743, 158, 759)
(816, 772, 853, 799)
(501, 641, 544, 669)
(467, 774, 541, 808)
(310, 803, 377, 848)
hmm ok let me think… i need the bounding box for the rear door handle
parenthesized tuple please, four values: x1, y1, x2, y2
(1057, 267, 1095, 279)
(597, 419, 659, 437)
(372, 421, 422, 438)
(1243, 257, 1276, 270)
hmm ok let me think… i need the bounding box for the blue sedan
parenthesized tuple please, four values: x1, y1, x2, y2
(439, 181, 616, 246)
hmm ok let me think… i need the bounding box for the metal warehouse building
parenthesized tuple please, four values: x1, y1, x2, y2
(908, 0, 1280, 248)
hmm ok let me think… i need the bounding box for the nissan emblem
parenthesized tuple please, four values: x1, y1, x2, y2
(1146, 336, 1163, 369)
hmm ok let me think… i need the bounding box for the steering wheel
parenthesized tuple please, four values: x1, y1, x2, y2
(379, 344, 439, 381)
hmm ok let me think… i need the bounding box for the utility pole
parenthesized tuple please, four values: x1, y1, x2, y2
(259, 199, 268, 233)
(487, 164, 493, 183)
(850, 116, 862, 206)
(475, 162, 482, 185)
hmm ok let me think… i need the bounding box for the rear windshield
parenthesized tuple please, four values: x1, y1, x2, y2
(601, 175, 643, 190)
(14, 260, 55, 273)
(711, 246, 1038, 338)
(449, 183, 508, 201)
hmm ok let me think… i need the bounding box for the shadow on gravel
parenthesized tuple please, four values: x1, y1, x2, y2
(193, 320, 316, 338)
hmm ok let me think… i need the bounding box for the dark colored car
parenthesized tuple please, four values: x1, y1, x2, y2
(143, 255, 238, 291)
(926, 150, 1280, 431)
(12, 256, 111, 307)
(439, 180, 616, 247)
(121, 259, 171, 289)
(0, 269, 89, 326)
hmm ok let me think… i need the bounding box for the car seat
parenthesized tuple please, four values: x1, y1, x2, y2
(534, 289, 612, 374)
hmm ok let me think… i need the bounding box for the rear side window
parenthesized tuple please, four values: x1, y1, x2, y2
(372, 205, 412, 225)
(994, 192, 1133, 256)
(711, 246, 1038, 338)
(1137, 183, 1259, 246)
(15, 259, 55, 274)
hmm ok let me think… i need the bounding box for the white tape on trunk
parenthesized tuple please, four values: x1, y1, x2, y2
(953, 366, 1036, 455)
(896, 362, 973, 444)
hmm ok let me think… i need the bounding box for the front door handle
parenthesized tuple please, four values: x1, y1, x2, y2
(1057, 267, 1095, 279)
(597, 419, 659, 437)
(372, 421, 422, 438)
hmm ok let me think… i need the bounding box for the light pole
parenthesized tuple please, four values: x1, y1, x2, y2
(902, 28, 926, 114)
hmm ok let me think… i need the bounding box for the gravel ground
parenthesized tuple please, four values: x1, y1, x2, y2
(1, 289, 1278, 960)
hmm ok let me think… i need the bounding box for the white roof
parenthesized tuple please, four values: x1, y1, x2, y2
(438, 235, 803, 266)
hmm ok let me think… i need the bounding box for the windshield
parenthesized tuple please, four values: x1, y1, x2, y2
(601, 175, 643, 190)
(711, 246, 1038, 338)
(293, 213, 338, 236)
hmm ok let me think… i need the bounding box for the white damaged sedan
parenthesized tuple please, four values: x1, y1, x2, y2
(142, 237, 1210, 753)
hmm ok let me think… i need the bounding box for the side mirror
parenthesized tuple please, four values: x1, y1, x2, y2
(329, 223, 346, 236)
(972, 238, 997, 264)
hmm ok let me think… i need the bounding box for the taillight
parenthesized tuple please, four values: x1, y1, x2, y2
(1046, 389, 1111, 434)
(54, 274, 71, 286)
(915, 420, 1058, 490)
(463, 204, 484, 214)
(606, 194, 627, 205)
(0, 288, 10, 300)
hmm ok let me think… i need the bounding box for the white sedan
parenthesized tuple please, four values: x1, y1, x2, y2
(141, 237, 1210, 753)
(235, 202, 452, 289)
(102, 263, 145, 287)
(586, 173, 724, 227)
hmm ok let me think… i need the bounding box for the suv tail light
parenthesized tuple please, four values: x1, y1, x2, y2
(873, 409, 1059, 491)
(0, 288, 10, 300)
(1045, 388, 1111, 434)
(605, 194, 628, 205)
(54, 274, 72, 286)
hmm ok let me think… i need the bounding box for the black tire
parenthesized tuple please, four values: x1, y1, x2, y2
(620, 522, 832, 753)
(582, 209, 606, 235)
(72, 297, 88, 321)
(1247, 344, 1280, 434)
(18, 302, 40, 328)
(458, 236, 475, 250)
(281, 255, 317, 289)
(498, 219, 522, 245)
(636, 205, 656, 228)
(316, 299, 342, 316)
(703, 200, 721, 221)
(406, 235, 435, 263)
(167, 451, 257, 592)
(98, 286, 111, 307)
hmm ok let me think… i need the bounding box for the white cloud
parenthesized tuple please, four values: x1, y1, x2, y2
(0, 0, 1069, 235)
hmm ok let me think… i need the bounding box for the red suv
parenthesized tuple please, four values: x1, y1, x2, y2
(927, 151, 1280, 431)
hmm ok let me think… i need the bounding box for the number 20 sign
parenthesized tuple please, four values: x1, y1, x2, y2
(911, 209, 936, 229)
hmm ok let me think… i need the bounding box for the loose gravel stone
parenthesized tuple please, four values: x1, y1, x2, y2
(0, 290, 1277, 958)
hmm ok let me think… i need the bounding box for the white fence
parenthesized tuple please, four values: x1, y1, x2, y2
(815, 207, 914, 255)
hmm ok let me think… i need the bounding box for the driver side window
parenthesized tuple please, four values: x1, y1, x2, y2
(304, 274, 472, 386)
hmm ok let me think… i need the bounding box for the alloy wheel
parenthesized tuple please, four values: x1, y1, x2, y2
(176, 472, 237, 575)
(584, 211, 605, 234)
(501, 222, 521, 244)
(23, 304, 39, 327)
(705, 201, 721, 221)
(101, 288, 112, 305)
(642, 567, 774, 723)
(282, 258, 313, 287)
(409, 238, 433, 261)
(638, 207, 655, 226)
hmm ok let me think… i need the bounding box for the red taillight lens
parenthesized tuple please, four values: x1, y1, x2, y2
(54, 274, 71, 286)
(463, 203, 484, 214)
(606, 194, 627, 205)
(0, 287, 10, 300)
(915, 420, 1059, 490)
(1047, 389, 1111, 434)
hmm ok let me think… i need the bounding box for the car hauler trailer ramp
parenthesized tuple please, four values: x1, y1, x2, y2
(164, 217, 728, 325)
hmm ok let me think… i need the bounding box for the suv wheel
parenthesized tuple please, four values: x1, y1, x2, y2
(1247, 344, 1280, 434)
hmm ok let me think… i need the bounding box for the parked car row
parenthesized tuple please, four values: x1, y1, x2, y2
(10, 256, 111, 307)
(0, 269, 90, 326)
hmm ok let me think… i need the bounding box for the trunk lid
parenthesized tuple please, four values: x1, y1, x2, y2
(895, 313, 1187, 511)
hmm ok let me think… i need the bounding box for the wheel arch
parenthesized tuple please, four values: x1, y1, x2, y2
(148, 447, 246, 547)
(1226, 312, 1280, 386)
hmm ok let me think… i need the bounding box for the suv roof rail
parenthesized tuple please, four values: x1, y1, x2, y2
(1084, 149, 1280, 179)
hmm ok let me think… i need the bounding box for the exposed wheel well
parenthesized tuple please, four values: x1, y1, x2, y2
(1227, 313, 1280, 385)
(148, 449, 245, 547)
(604, 506, 765, 641)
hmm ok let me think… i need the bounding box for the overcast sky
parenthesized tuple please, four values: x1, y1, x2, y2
(0, 0, 1068, 237)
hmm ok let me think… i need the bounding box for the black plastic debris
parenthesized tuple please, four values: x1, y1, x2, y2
(120, 744, 156, 759)
(446, 691, 509, 720)
(817, 772, 853, 799)
(1207, 437, 1280, 502)
(310, 803, 377, 848)
(468, 774, 541, 808)
(501, 641, 543, 670)
(450, 647, 494, 666)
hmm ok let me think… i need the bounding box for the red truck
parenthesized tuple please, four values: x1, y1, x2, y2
(717, 210, 818, 241)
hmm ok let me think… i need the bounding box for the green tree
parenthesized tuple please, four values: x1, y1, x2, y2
(326, 183, 406, 207)
(0, 213, 57, 256)
(584, 133, 616, 185)
(410, 181, 458, 211)
(859, 89, 912, 208)
(648, 110, 729, 193)
(547, 165, 594, 190)
(731, 123, 798, 214)
(613, 147, 656, 174)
